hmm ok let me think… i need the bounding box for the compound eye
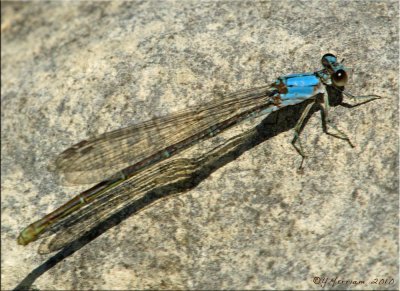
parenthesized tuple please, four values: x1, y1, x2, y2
(332, 69, 348, 87)
(321, 53, 337, 69)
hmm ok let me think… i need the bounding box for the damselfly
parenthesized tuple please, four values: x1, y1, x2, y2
(17, 53, 380, 254)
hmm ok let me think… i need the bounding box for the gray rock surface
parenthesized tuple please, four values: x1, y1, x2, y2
(2, 1, 398, 290)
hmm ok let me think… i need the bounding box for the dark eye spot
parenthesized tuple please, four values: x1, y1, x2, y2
(332, 69, 348, 87)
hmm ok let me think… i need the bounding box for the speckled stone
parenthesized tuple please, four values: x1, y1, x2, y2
(2, 1, 398, 290)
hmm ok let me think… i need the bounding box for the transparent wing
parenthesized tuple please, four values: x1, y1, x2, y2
(39, 127, 258, 254)
(54, 85, 274, 185)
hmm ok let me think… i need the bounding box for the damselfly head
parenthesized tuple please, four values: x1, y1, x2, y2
(321, 53, 349, 87)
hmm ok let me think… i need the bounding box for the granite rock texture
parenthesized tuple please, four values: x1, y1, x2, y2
(1, 1, 398, 290)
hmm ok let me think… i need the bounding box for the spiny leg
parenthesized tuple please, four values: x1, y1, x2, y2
(320, 93, 354, 147)
(343, 90, 382, 101)
(333, 86, 382, 108)
(291, 101, 315, 170)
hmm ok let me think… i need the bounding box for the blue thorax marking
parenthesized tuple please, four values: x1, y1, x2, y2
(284, 73, 320, 87)
(274, 73, 322, 101)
